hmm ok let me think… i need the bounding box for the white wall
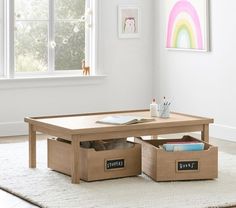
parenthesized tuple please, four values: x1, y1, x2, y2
(0, 0, 154, 137)
(155, 0, 236, 141)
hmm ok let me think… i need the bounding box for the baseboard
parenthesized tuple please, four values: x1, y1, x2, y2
(211, 124, 236, 142)
(0, 121, 27, 137)
(0, 121, 236, 142)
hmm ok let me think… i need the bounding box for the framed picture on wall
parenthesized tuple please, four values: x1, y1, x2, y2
(165, 0, 209, 51)
(118, 6, 140, 39)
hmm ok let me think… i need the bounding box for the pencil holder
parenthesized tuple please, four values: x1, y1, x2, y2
(158, 104, 170, 118)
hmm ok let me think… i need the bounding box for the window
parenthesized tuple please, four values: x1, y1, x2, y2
(1, 0, 94, 78)
(54, 0, 85, 71)
(15, 0, 49, 73)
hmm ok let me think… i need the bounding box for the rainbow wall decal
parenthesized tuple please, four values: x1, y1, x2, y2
(166, 0, 207, 50)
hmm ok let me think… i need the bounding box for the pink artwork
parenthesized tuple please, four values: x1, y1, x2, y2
(166, 0, 209, 51)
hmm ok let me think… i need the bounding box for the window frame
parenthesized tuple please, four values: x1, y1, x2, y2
(3, 0, 95, 79)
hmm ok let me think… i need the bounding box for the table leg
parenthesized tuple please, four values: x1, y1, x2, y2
(71, 136, 80, 184)
(201, 124, 209, 143)
(29, 124, 36, 168)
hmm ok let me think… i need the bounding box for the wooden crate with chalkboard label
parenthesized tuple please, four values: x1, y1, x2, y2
(48, 138, 141, 181)
(134, 136, 218, 181)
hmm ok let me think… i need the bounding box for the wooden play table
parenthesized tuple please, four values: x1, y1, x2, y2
(24, 109, 213, 184)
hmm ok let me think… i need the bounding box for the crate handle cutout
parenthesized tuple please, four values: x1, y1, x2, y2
(176, 160, 200, 173)
(105, 158, 126, 171)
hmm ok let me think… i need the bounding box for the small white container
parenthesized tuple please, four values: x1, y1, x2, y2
(150, 99, 158, 117)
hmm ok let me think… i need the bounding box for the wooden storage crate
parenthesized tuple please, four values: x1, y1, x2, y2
(48, 138, 141, 181)
(134, 136, 218, 181)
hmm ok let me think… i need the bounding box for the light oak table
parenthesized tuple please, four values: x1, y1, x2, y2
(24, 109, 213, 184)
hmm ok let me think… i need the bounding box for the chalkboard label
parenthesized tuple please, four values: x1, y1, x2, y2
(105, 159, 125, 170)
(177, 161, 199, 171)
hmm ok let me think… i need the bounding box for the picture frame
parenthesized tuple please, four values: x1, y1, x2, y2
(118, 6, 140, 39)
(165, 0, 209, 52)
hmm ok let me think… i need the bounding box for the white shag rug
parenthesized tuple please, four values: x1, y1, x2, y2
(0, 140, 236, 208)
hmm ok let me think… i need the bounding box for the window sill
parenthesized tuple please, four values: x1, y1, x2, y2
(0, 74, 107, 89)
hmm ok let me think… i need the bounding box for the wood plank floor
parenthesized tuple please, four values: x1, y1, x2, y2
(0, 134, 235, 208)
